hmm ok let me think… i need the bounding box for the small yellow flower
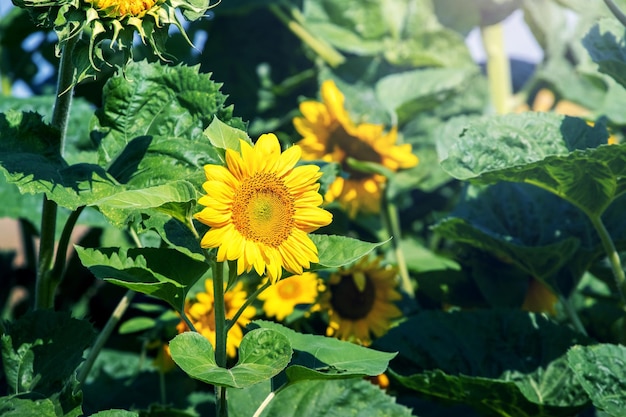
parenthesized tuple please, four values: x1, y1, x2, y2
(257, 272, 321, 321)
(176, 278, 255, 358)
(293, 80, 418, 217)
(195, 133, 333, 283)
(521, 278, 558, 316)
(318, 256, 403, 346)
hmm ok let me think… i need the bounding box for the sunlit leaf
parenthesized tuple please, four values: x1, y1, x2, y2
(310, 234, 389, 268)
(203, 117, 251, 153)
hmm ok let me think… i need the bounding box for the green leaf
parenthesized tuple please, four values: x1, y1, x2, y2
(568, 344, 626, 416)
(376, 309, 591, 416)
(252, 320, 396, 381)
(583, 18, 626, 90)
(169, 329, 292, 388)
(439, 113, 625, 217)
(203, 117, 251, 153)
(76, 246, 208, 311)
(118, 317, 156, 334)
(88, 410, 140, 417)
(434, 0, 522, 33)
(0, 397, 57, 417)
(310, 234, 389, 269)
(228, 381, 272, 417)
(257, 378, 413, 417)
(1, 311, 95, 396)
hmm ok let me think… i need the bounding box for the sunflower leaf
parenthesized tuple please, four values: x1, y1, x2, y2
(169, 329, 292, 389)
(567, 344, 626, 416)
(376, 309, 591, 416)
(439, 112, 622, 217)
(583, 18, 626, 90)
(251, 320, 396, 381)
(203, 117, 251, 153)
(75, 246, 208, 312)
(310, 234, 389, 269)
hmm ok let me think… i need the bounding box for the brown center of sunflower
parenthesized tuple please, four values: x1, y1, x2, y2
(327, 124, 382, 180)
(88, 0, 158, 17)
(329, 272, 376, 320)
(231, 172, 295, 247)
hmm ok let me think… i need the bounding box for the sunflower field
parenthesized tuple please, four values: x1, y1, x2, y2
(2, 0, 626, 416)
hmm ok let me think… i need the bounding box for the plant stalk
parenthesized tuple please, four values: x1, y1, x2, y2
(226, 280, 271, 333)
(481, 22, 512, 115)
(212, 260, 228, 417)
(558, 294, 588, 336)
(605, 0, 626, 27)
(382, 188, 414, 298)
(589, 215, 626, 306)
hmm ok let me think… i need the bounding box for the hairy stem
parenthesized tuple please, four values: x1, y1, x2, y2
(481, 23, 512, 115)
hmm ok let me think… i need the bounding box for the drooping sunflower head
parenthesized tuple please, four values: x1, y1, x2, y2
(195, 133, 333, 284)
(293, 80, 419, 217)
(257, 272, 322, 321)
(14, 0, 215, 79)
(176, 278, 255, 358)
(319, 256, 403, 346)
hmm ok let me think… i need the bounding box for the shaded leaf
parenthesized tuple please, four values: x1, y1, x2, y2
(583, 18, 626, 90)
(169, 329, 292, 388)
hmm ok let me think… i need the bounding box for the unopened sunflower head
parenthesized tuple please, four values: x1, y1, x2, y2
(13, 0, 215, 75)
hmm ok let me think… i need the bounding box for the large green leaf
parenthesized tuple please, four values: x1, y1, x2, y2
(91, 60, 244, 189)
(439, 112, 625, 217)
(252, 320, 396, 381)
(376, 309, 591, 416)
(568, 343, 626, 416)
(1, 311, 95, 396)
(0, 397, 57, 417)
(310, 234, 389, 268)
(434, 0, 521, 33)
(75, 246, 208, 311)
(169, 329, 292, 388)
(257, 378, 413, 417)
(583, 18, 626, 90)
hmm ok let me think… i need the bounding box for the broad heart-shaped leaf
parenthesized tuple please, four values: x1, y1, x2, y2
(375, 309, 591, 417)
(0, 397, 57, 417)
(92, 60, 244, 190)
(568, 344, 626, 416)
(439, 112, 626, 218)
(251, 320, 396, 381)
(433, 183, 588, 293)
(169, 329, 292, 389)
(583, 18, 626, 90)
(310, 234, 389, 269)
(203, 117, 251, 154)
(75, 246, 208, 312)
(257, 378, 412, 417)
(1, 311, 95, 396)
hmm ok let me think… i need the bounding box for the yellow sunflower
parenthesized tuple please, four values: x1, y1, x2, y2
(319, 256, 403, 345)
(176, 278, 255, 358)
(195, 133, 333, 284)
(293, 80, 419, 217)
(257, 272, 321, 321)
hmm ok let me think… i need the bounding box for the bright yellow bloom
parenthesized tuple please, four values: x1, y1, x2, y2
(176, 278, 255, 358)
(87, 0, 159, 17)
(293, 80, 419, 217)
(195, 133, 333, 283)
(257, 272, 321, 321)
(319, 257, 403, 346)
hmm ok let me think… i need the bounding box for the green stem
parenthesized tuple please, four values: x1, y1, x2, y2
(77, 289, 136, 385)
(226, 280, 271, 333)
(34, 35, 78, 310)
(212, 260, 228, 417)
(18, 218, 37, 273)
(49, 206, 85, 289)
(180, 309, 199, 333)
(589, 215, 626, 306)
(481, 23, 512, 115)
(558, 294, 588, 336)
(268, 4, 345, 67)
(605, 0, 626, 27)
(382, 188, 414, 298)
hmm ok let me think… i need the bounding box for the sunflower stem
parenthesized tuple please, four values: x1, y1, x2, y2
(268, 3, 345, 67)
(558, 294, 588, 336)
(589, 215, 626, 307)
(34, 35, 78, 310)
(212, 260, 228, 417)
(480, 22, 512, 115)
(605, 0, 626, 27)
(382, 188, 414, 298)
(226, 280, 271, 333)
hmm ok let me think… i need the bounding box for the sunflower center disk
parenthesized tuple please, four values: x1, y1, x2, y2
(232, 173, 295, 247)
(330, 273, 376, 320)
(327, 124, 382, 180)
(277, 281, 301, 299)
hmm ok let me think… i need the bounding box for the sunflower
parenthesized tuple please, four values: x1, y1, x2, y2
(176, 278, 255, 358)
(257, 272, 321, 321)
(195, 133, 333, 283)
(319, 256, 402, 345)
(293, 80, 419, 217)
(14, 0, 213, 77)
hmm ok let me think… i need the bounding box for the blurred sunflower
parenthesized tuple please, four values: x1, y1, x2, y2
(176, 278, 255, 358)
(195, 133, 332, 284)
(319, 257, 402, 345)
(293, 80, 419, 217)
(257, 272, 321, 321)
(14, 0, 214, 71)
